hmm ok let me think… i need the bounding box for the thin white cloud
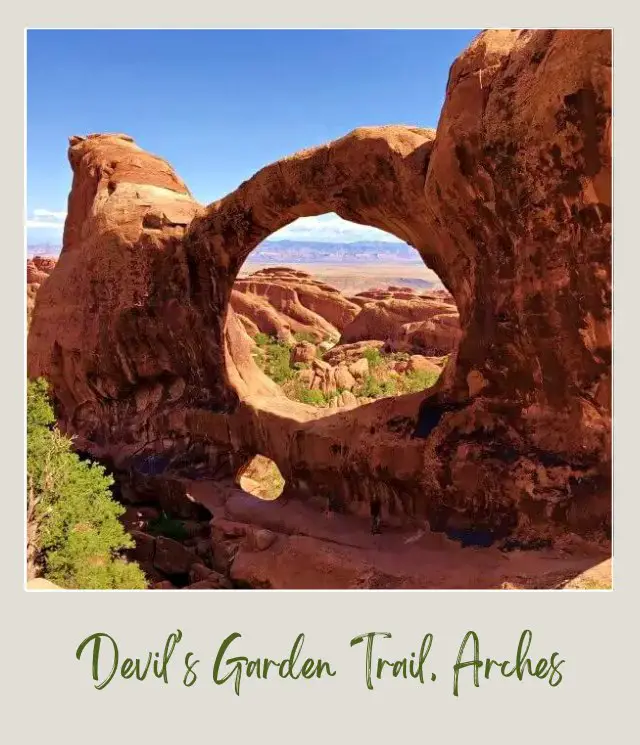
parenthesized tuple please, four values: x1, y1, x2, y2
(270, 213, 401, 243)
(27, 209, 67, 230)
(27, 220, 65, 229)
(33, 209, 67, 220)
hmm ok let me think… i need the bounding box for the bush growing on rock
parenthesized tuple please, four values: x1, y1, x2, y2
(401, 368, 440, 393)
(254, 332, 270, 347)
(251, 328, 443, 408)
(283, 380, 327, 407)
(363, 347, 383, 369)
(27, 378, 147, 589)
(148, 512, 190, 542)
(300, 388, 328, 406)
(293, 330, 317, 344)
(252, 336, 295, 384)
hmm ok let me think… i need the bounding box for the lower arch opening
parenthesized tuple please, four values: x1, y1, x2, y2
(236, 454, 286, 500)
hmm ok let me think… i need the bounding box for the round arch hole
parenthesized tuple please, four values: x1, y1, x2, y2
(236, 455, 285, 500)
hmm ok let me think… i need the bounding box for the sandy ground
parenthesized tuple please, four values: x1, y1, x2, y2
(239, 262, 443, 296)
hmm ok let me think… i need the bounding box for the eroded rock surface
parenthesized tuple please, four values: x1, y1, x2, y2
(28, 30, 611, 545)
(27, 256, 57, 323)
(340, 293, 460, 355)
(232, 267, 360, 343)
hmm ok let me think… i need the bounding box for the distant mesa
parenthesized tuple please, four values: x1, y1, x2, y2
(27, 237, 426, 264)
(248, 238, 426, 264)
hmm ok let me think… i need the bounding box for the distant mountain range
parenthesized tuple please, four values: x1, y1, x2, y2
(248, 240, 423, 264)
(27, 243, 61, 258)
(27, 239, 424, 264)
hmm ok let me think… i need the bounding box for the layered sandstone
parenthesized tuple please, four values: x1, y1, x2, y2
(340, 293, 460, 355)
(28, 30, 611, 546)
(231, 267, 359, 343)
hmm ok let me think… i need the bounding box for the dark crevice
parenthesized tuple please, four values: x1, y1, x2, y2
(412, 400, 468, 439)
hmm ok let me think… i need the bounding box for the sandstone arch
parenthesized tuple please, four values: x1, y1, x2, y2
(28, 29, 611, 539)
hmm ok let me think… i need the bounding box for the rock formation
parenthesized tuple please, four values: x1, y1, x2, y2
(340, 293, 460, 355)
(28, 30, 612, 548)
(27, 256, 57, 323)
(232, 267, 360, 343)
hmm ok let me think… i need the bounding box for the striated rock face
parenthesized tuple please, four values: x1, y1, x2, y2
(28, 133, 278, 434)
(345, 286, 461, 355)
(28, 30, 611, 539)
(340, 293, 460, 355)
(232, 267, 360, 343)
(322, 340, 385, 366)
(396, 313, 461, 356)
(350, 286, 454, 304)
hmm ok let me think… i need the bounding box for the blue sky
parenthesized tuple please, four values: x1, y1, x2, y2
(27, 29, 479, 248)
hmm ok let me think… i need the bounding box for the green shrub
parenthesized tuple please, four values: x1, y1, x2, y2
(389, 351, 410, 362)
(379, 378, 398, 396)
(253, 337, 295, 384)
(355, 373, 399, 399)
(148, 512, 189, 541)
(363, 347, 383, 369)
(254, 332, 270, 347)
(293, 330, 317, 343)
(264, 341, 294, 384)
(281, 379, 328, 407)
(401, 368, 441, 393)
(27, 378, 147, 589)
(294, 386, 327, 407)
(356, 374, 384, 398)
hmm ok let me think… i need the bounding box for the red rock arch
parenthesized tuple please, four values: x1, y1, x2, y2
(28, 29, 611, 538)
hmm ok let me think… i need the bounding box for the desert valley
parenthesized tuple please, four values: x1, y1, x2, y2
(26, 29, 612, 590)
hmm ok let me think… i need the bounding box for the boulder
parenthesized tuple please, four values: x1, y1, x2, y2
(340, 296, 460, 354)
(323, 340, 384, 366)
(339, 390, 358, 408)
(348, 358, 369, 379)
(407, 355, 442, 375)
(247, 528, 277, 552)
(128, 530, 156, 564)
(290, 341, 316, 365)
(232, 267, 360, 343)
(153, 537, 196, 576)
(334, 365, 356, 391)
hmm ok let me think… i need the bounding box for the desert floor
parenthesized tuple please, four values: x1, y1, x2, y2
(240, 262, 443, 296)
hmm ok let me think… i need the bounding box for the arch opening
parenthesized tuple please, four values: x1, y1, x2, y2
(228, 214, 460, 412)
(236, 455, 286, 500)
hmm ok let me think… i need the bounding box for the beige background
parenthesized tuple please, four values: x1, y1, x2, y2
(5, 3, 636, 742)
